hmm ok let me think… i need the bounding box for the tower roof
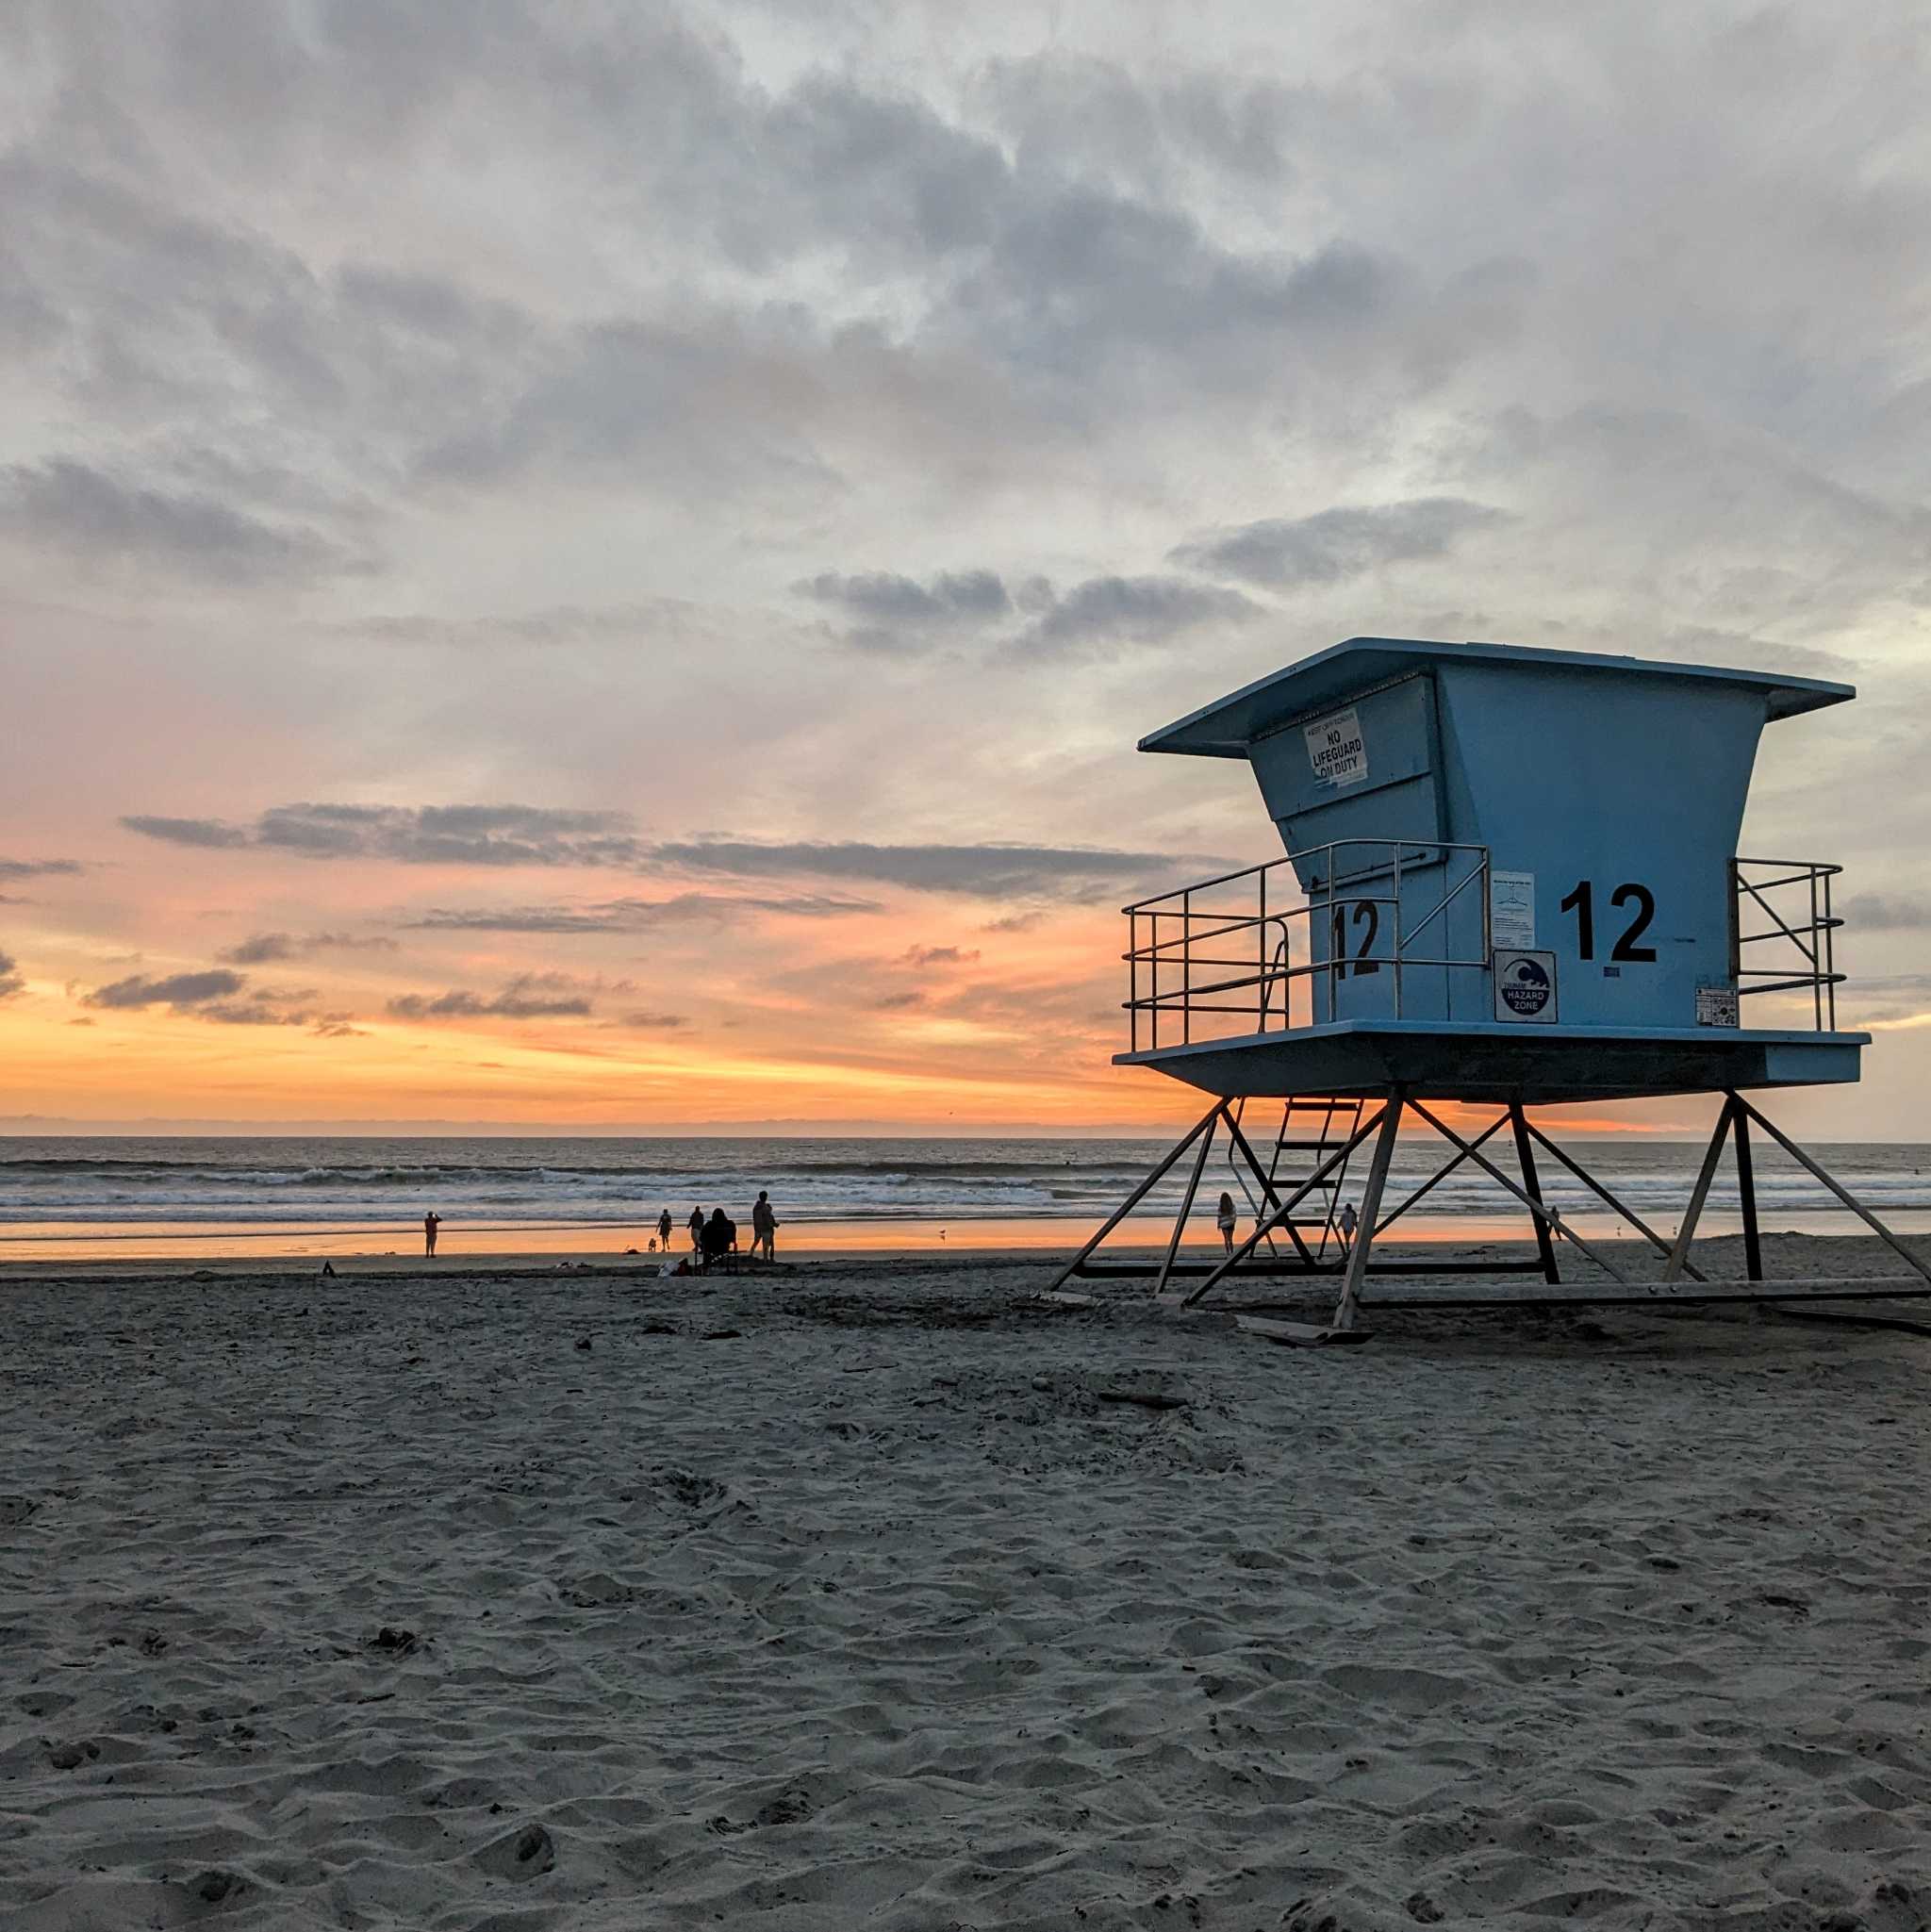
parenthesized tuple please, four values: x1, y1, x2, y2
(1140, 636, 1855, 759)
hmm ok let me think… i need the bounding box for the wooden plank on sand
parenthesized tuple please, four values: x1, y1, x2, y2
(1235, 1314, 1373, 1347)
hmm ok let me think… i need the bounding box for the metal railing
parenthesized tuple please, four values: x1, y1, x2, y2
(1731, 857, 1844, 1031)
(1124, 840, 1493, 1052)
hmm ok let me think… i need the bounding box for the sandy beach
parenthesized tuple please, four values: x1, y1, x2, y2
(4, 1238, 1928, 1930)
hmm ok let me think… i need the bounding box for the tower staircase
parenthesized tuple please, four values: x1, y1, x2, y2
(1227, 1095, 1363, 1267)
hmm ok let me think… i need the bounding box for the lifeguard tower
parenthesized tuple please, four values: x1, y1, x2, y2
(1055, 637, 1931, 1324)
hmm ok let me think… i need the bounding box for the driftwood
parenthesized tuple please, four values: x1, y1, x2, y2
(1093, 1388, 1190, 1411)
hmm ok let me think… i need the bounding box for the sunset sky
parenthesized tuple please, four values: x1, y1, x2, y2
(4, 3, 1929, 1136)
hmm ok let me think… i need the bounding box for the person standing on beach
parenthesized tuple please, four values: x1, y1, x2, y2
(1338, 1200, 1360, 1255)
(423, 1211, 441, 1258)
(656, 1208, 672, 1252)
(751, 1190, 778, 1263)
(688, 1206, 704, 1255)
(1214, 1191, 1237, 1255)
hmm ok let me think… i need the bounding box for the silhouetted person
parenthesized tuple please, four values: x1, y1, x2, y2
(1338, 1200, 1360, 1255)
(424, 1212, 441, 1258)
(701, 1206, 737, 1272)
(1215, 1191, 1237, 1256)
(657, 1209, 673, 1252)
(751, 1190, 778, 1263)
(688, 1206, 704, 1254)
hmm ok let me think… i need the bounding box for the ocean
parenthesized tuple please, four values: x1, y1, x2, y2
(3, 1131, 1929, 1262)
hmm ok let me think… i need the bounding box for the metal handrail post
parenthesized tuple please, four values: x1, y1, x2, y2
(1809, 867, 1822, 1031)
(1257, 866, 1267, 1031)
(1149, 910, 1160, 1052)
(1181, 889, 1192, 1047)
(1824, 869, 1837, 1028)
(1393, 841, 1405, 1018)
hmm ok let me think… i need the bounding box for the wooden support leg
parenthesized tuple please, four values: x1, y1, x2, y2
(1404, 1098, 1637, 1287)
(1372, 1114, 1508, 1235)
(1732, 1107, 1763, 1283)
(1664, 1098, 1736, 1282)
(1332, 1091, 1404, 1330)
(1733, 1094, 1931, 1285)
(1510, 1103, 1561, 1285)
(1048, 1102, 1221, 1291)
(1523, 1120, 1707, 1282)
(1155, 1105, 1222, 1296)
(1181, 1103, 1389, 1308)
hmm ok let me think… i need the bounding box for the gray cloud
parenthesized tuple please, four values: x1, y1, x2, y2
(800, 570, 1011, 625)
(404, 892, 880, 932)
(0, 13, 1483, 544)
(0, 856, 84, 879)
(874, 990, 927, 1010)
(83, 967, 246, 1010)
(334, 600, 707, 647)
(799, 569, 1013, 650)
(125, 803, 646, 867)
(0, 949, 23, 1000)
(201, 999, 314, 1027)
(902, 945, 980, 966)
(803, 565, 1251, 656)
(219, 930, 400, 963)
(1840, 972, 1931, 1024)
(1841, 893, 1931, 931)
(978, 55, 1299, 196)
(123, 816, 252, 850)
(121, 806, 1205, 902)
(1022, 576, 1259, 653)
(0, 458, 355, 585)
(388, 973, 598, 1020)
(1172, 499, 1508, 589)
(619, 1010, 689, 1031)
(219, 933, 297, 962)
(652, 839, 1204, 900)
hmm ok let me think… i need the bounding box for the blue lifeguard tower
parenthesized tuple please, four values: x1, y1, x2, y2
(1056, 637, 1930, 1324)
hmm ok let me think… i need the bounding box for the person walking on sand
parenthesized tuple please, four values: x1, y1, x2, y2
(1338, 1200, 1360, 1255)
(687, 1206, 704, 1255)
(657, 1208, 672, 1252)
(423, 1211, 441, 1258)
(751, 1190, 778, 1263)
(1214, 1191, 1237, 1256)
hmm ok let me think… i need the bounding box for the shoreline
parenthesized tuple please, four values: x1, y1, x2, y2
(1, 1205, 1922, 1264)
(4, 1227, 1926, 1294)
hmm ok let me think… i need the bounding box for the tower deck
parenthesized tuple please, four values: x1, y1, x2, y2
(1118, 1017, 1864, 1106)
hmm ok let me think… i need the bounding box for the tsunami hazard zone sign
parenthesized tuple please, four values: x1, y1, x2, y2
(1494, 949, 1559, 1023)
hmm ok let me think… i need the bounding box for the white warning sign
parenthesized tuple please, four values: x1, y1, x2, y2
(1696, 984, 1740, 1029)
(1304, 706, 1368, 789)
(1489, 871, 1536, 949)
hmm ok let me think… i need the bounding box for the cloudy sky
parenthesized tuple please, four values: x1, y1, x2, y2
(3, 1, 1929, 1134)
